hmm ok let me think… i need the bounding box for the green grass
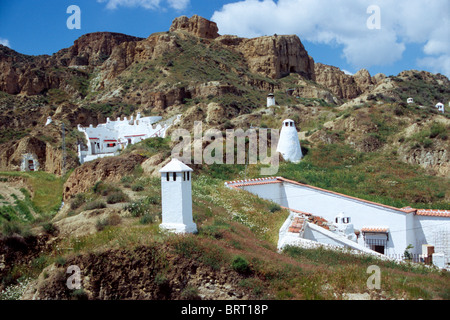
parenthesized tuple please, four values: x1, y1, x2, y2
(0, 129, 31, 144)
(0, 172, 66, 229)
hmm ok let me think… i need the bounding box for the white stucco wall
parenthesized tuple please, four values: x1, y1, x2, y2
(160, 171, 196, 233)
(240, 181, 410, 255)
(414, 215, 450, 262)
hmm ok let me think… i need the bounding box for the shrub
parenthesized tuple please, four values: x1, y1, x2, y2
(1, 221, 29, 237)
(131, 182, 145, 192)
(268, 203, 281, 213)
(42, 222, 57, 235)
(84, 200, 106, 211)
(96, 213, 122, 231)
(70, 193, 86, 210)
(180, 286, 200, 300)
(106, 191, 129, 204)
(70, 288, 88, 300)
(139, 214, 154, 225)
(55, 256, 67, 267)
(231, 255, 251, 274)
(92, 181, 119, 196)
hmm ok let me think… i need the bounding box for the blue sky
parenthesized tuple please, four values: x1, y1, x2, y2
(0, 0, 449, 77)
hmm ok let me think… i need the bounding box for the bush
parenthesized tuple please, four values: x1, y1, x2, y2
(96, 213, 122, 231)
(131, 182, 145, 192)
(84, 200, 106, 211)
(1, 221, 29, 237)
(70, 288, 88, 300)
(180, 286, 201, 300)
(268, 203, 281, 213)
(92, 181, 119, 196)
(42, 222, 57, 235)
(70, 193, 86, 210)
(231, 255, 251, 274)
(106, 191, 129, 204)
(139, 214, 154, 225)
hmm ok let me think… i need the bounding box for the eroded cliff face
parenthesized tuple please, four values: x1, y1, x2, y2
(222, 35, 315, 80)
(170, 15, 220, 39)
(62, 154, 146, 201)
(0, 33, 142, 96)
(314, 63, 362, 99)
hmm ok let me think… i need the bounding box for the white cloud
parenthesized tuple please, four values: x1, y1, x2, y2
(0, 38, 11, 48)
(167, 0, 189, 10)
(342, 69, 354, 76)
(418, 56, 450, 78)
(97, 0, 189, 10)
(211, 0, 450, 76)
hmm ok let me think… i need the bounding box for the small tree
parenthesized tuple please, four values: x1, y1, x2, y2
(404, 244, 414, 261)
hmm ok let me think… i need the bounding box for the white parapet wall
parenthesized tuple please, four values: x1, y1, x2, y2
(78, 113, 180, 164)
(227, 176, 450, 259)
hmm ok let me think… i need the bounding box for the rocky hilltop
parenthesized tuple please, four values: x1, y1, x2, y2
(0, 14, 449, 177)
(1, 15, 449, 302)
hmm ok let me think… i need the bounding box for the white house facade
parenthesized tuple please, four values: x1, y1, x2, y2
(225, 177, 450, 266)
(77, 113, 181, 164)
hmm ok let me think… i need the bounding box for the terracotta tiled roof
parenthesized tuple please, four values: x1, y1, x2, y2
(361, 227, 389, 233)
(288, 217, 305, 233)
(399, 206, 417, 213)
(225, 177, 450, 218)
(281, 206, 313, 216)
(225, 177, 281, 188)
(415, 209, 450, 217)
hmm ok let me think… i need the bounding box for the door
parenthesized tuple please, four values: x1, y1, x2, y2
(374, 245, 385, 254)
(28, 160, 34, 171)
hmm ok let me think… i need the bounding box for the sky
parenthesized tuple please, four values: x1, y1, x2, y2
(0, 0, 449, 77)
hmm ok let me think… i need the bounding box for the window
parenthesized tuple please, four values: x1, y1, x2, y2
(187, 172, 190, 181)
(166, 172, 169, 181)
(183, 172, 186, 181)
(173, 172, 176, 181)
(365, 238, 387, 254)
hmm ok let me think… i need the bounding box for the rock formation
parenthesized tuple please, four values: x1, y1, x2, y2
(170, 15, 220, 39)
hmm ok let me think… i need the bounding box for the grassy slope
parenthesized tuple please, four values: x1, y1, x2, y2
(2, 147, 449, 300)
(0, 171, 67, 233)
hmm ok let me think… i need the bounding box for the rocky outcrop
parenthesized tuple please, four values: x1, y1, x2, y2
(0, 32, 141, 95)
(170, 15, 220, 39)
(353, 69, 374, 93)
(223, 35, 315, 80)
(314, 63, 361, 99)
(399, 146, 449, 177)
(55, 32, 143, 67)
(63, 153, 146, 201)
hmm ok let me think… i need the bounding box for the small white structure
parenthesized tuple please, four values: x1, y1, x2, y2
(77, 113, 179, 164)
(159, 158, 197, 234)
(45, 117, 52, 126)
(225, 177, 450, 263)
(435, 102, 445, 113)
(407, 98, 414, 104)
(276, 119, 303, 163)
(333, 212, 357, 242)
(267, 93, 275, 108)
(20, 153, 39, 172)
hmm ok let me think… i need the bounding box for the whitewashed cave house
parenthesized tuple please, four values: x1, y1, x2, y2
(225, 177, 450, 266)
(20, 153, 39, 172)
(77, 113, 181, 164)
